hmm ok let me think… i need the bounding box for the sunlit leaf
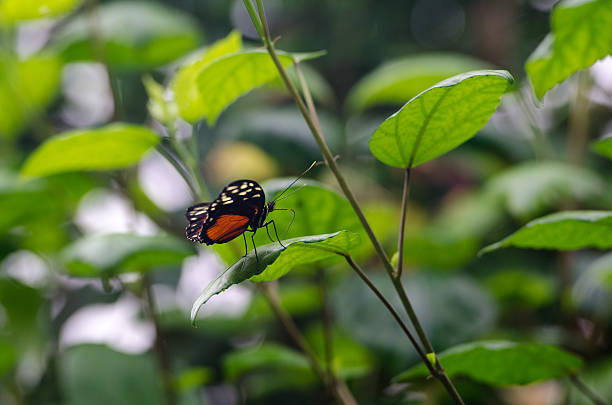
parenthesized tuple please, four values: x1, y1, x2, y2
(481, 211, 612, 254)
(592, 134, 612, 161)
(223, 343, 312, 381)
(525, 0, 612, 99)
(395, 341, 583, 385)
(346, 53, 490, 112)
(369, 70, 514, 168)
(0, 0, 81, 24)
(485, 161, 604, 220)
(21, 123, 160, 178)
(191, 231, 360, 324)
(0, 53, 62, 138)
(61, 233, 195, 277)
(143, 75, 178, 126)
(51, 1, 202, 70)
(172, 30, 243, 122)
(194, 50, 293, 125)
(59, 344, 164, 405)
(173, 367, 213, 393)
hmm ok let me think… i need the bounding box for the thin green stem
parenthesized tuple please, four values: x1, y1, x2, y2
(570, 374, 609, 405)
(396, 168, 411, 278)
(257, 282, 357, 405)
(242, 0, 264, 39)
(567, 70, 592, 166)
(156, 143, 199, 200)
(248, 3, 463, 403)
(141, 274, 176, 405)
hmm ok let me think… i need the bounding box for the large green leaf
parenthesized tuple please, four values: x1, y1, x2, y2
(59, 344, 164, 405)
(21, 123, 160, 178)
(172, 30, 243, 123)
(0, 53, 62, 138)
(592, 134, 612, 161)
(485, 161, 604, 220)
(223, 343, 312, 381)
(369, 70, 513, 168)
(0, 0, 81, 24)
(191, 231, 360, 324)
(51, 1, 202, 70)
(526, 0, 612, 99)
(346, 53, 489, 112)
(0, 340, 16, 378)
(395, 341, 583, 385)
(61, 233, 195, 277)
(481, 211, 612, 254)
(194, 49, 294, 125)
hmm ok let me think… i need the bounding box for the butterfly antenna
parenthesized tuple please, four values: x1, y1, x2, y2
(272, 161, 316, 202)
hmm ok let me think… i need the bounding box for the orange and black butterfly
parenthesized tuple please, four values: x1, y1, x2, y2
(185, 162, 315, 262)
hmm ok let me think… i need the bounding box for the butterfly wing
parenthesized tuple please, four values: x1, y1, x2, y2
(185, 180, 267, 245)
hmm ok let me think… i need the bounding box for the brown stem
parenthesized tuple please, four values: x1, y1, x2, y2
(570, 374, 609, 405)
(257, 282, 358, 405)
(141, 274, 176, 405)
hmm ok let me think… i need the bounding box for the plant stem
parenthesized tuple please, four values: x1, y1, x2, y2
(250, 3, 463, 403)
(570, 374, 609, 405)
(513, 90, 550, 160)
(257, 282, 357, 405)
(141, 274, 176, 405)
(396, 168, 411, 278)
(567, 70, 592, 166)
(156, 142, 199, 200)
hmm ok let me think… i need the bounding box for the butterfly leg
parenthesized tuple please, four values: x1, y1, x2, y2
(242, 233, 249, 257)
(250, 229, 260, 271)
(264, 220, 286, 249)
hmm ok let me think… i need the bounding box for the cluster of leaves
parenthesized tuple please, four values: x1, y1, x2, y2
(1, 0, 612, 404)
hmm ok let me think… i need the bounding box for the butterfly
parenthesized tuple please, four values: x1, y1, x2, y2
(185, 162, 315, 264)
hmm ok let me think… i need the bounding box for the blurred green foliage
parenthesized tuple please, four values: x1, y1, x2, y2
(1, 0, 612, 404)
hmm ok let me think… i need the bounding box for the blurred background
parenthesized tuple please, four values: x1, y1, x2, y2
(1, 0, 612, 404)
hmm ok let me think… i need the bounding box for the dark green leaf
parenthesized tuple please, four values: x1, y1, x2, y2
(525, 0, 612, 99)
(592, 134, 612, 161)
(51, 1, 202, 70)
(346, 53, 490, 112)
(306, 325, 375, 379)
(486, 270, 554, 309)
(21, 123, 160, 178)
(195, 50, 294, 125)
(395, 341, 583, 385)
(485, 161, 604, 220)
(223, 343, 312, 381)
(0, 0, 81, 24)
(245, 282, 321, 319)
(481, 211, 612, 254)
(369, 70, 514, 168)
(173, 367, 213, 393)
(403, 228, 479, 269)
(61, 233, 195, 277)
(59, 344, 164, 405)
(0, 340, 16, 378)
(172, 30, 243, 123)
(191, 231, 360, 324)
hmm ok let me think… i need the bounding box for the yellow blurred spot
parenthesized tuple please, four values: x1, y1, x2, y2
(207, 142, 279, 186)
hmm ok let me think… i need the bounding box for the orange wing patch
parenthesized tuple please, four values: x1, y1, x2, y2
(206, 214, 250, 243)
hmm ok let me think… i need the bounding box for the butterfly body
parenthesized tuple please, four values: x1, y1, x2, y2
(185, 179, 276, 245)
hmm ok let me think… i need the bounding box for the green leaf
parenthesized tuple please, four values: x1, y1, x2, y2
(525, 0, 612, 99)
(0, 340, 16, 378)
(59, 344, 164, 405)
(245, 282, 321, 319)
(191, 231, 360, 324)
(0, 0, 81, 24)
(486, 270, 555, 309)
(481, 211, 612, 254)
(51, 1, 202, 70)
(346, 53, 490, 112)
(173, 367, 213, 393)
(172, 30, 243, 123)
(592, 134, 612, 161)
(223, 343, 312, 382)
(21, 123, 160, 178)
(485, 161, 604, 220)
(61, 233, 195, 277)
(369, 70, 514, 168)
(403, 228, 479, 269)
(395, 341, 583, 386)
(195, 49, 294, 125)
(306, 325, 374, 379)
(143, 75, 178, 126)
(0, 53, 62, 138)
